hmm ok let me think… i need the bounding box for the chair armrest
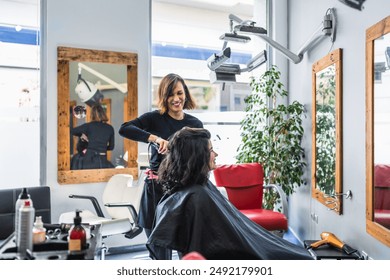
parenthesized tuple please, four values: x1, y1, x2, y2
(104, 203, 138, 224)
(68, 194, 105, 218)
(104, 203, 142, 239)
(263, 184, 289, 218)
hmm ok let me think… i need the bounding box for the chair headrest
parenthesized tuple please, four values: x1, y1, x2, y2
(213, 163, 264, 187)
(103, 174, 139, 219)
(374, 164, 390, 187)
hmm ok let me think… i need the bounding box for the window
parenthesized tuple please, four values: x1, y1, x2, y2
(152, 0, 267, 164)
(0, 0, 40, 188)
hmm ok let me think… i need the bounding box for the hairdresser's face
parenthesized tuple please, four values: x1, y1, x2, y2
(167, 82, 185, 114)
(208, 141, 218, 170)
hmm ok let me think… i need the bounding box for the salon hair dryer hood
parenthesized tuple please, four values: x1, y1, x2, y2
(75, 79, 104, 107)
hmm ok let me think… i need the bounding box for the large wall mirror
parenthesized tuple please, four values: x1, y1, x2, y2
(57, 47, 138, 184)
(366, 16, 390, 247)
(312, 48, 343, 214)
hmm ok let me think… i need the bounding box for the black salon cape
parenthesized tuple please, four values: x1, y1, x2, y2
(146, 181, 314, 260)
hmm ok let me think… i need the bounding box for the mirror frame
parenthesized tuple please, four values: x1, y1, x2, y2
(57, 46, 138, 184)
(366, 16, 390, 247)
(311, 48, 343, 214)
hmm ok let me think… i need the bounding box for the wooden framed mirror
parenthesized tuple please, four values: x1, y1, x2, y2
(366, 16, 390, 247)
(312, 48, 343, 214)
(57, 46, 138, 184)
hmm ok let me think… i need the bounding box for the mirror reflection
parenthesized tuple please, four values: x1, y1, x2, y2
(312, 48, 343, 214)
(57, 46, 138, 184)
(373, 32, 390, 230)
(315, 64, 336, 195)
(70, 104, 115, 170)
(366, 15, 390, 247)
(69, 61, 126, 169)
(72, 105, 86, 119)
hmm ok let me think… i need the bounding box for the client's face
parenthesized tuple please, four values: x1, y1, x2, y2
(208, 140, 218, 170)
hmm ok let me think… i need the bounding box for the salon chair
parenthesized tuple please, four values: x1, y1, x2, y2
(213, 163, 288, 236)
(59, 174, 143, 259)
(373, 164, 390, 229)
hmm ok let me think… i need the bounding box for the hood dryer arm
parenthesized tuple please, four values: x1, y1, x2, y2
(231, 8, 336, 64)
(78, 63, 127, 94)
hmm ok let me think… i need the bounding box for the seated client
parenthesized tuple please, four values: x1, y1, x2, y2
(147, 127, 313, 260)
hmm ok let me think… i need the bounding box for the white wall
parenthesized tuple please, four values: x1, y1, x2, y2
(286, 0, 390, 259)
(41, 0, 150, 245)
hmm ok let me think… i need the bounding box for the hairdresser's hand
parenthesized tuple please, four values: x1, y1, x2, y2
(80, 133, 89, 142)
(155, 137, 169, 154)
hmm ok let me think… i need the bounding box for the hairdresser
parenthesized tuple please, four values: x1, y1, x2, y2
(119, 73, 203, 238)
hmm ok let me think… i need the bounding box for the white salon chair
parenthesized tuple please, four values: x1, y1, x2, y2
(59, 174, 144, 259)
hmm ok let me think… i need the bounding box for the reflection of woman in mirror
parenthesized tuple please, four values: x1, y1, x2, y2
(71, 104, 115, 170)
(119, 73, 203, 238)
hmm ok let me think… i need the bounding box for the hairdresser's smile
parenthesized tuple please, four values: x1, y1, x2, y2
(171, 100, 182, 109)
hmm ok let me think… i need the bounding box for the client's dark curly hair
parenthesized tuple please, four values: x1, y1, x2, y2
(158, 127, 212, 193)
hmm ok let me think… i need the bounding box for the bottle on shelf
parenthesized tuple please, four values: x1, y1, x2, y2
(17, 200, 35, 258)
(14, 188, 33, 244)
(68, 210, 87, 252)
(32, 216, 46, 244)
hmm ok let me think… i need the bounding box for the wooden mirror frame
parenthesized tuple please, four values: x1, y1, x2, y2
(366, 16, 390, 247)
(57, 46, 138, 184)
(311, 48, 343, 214)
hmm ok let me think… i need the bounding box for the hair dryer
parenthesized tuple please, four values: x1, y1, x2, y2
(309, 232, 357, 255)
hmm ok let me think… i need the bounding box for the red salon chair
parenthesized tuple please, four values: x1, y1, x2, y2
(213, 163, 288, 236)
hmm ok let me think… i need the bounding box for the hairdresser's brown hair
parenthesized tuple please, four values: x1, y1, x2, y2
(157, 73, 196, 114)
(91, 104, 109, 122)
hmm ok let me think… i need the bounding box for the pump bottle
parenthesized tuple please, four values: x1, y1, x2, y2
(68, 210, 86, 252)
(14, 188, 33, 245)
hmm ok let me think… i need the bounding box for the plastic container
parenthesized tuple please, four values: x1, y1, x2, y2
(68, 210, 86, 252)
(32, 216, 47, 244)
(14, 188, 33, 244)
(17, 200, 35, 258)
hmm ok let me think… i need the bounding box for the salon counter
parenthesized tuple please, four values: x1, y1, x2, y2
(0, 224, 102, 260)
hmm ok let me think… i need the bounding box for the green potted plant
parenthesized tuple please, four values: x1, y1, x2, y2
(236, 65, 306, 210)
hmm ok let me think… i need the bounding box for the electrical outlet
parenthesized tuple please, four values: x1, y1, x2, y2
(361, 251, 369, 260)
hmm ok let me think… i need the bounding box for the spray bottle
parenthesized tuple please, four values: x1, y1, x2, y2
(14, 188, 33, 245)
(17, 200, 35, 258)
